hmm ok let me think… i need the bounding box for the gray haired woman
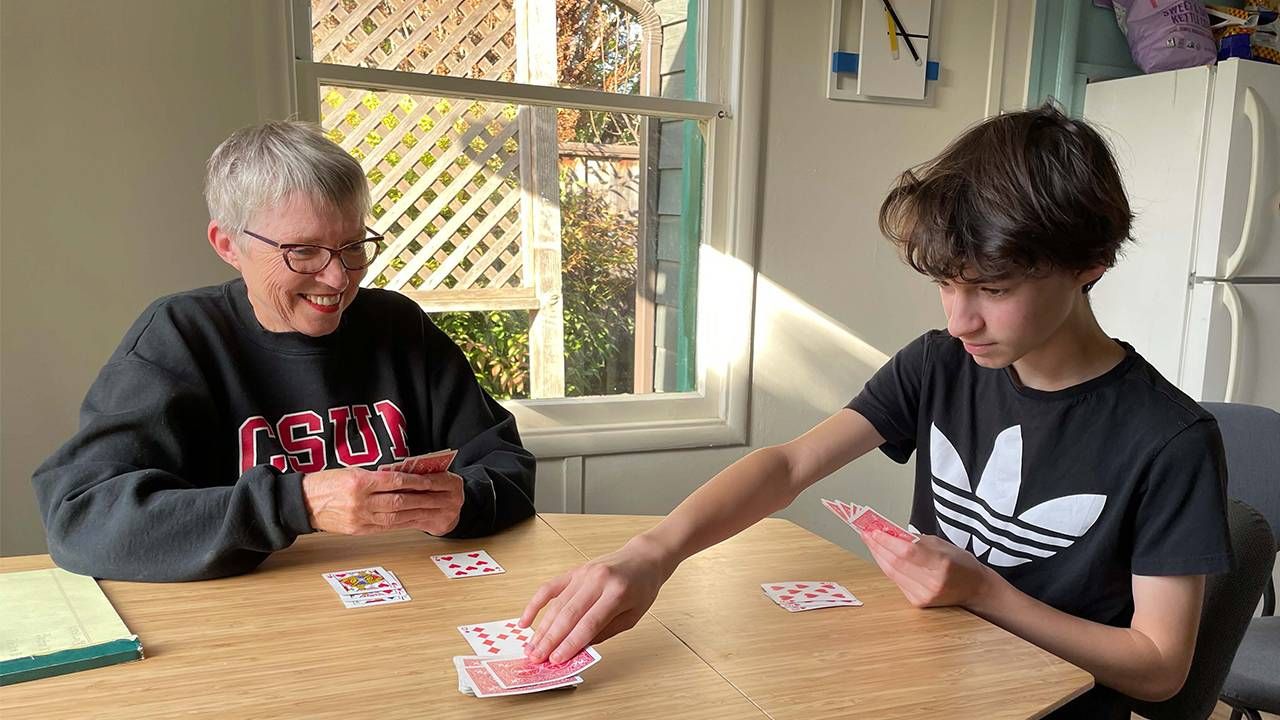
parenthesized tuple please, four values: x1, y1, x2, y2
(33, 121, 536, 582)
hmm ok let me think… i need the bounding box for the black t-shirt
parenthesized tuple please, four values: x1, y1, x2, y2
(848, 330, 1232, 717)
(849, 330, 1231, 628)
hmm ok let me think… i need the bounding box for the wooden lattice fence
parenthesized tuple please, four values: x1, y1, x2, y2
(311, 0, 565, 396)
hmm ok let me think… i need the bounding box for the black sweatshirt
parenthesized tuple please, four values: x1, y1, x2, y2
(33, 279, 536, 581)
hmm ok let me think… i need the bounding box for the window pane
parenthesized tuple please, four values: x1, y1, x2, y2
(321, 83, 705, 400)
(309, 0, 700, 101)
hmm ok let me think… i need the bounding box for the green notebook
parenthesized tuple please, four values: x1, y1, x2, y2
(0, 568, 143, 685)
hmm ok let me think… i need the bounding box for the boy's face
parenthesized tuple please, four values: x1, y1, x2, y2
(936, 268, 1101, 369)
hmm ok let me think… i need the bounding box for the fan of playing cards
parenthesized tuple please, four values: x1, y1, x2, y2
(821, 498, 919, 543)
(453, 617, 601, 697)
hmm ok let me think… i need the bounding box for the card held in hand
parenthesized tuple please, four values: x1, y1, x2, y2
(850, 506, 918, 543)
(378, 448, 456, 474)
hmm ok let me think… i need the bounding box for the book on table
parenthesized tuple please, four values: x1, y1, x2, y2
(0, 567, 143, 686)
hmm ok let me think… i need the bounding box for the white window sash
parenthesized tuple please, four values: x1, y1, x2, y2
(287, 0, 761, 457)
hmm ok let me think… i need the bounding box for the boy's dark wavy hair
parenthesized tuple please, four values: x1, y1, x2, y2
(878, 101, 1133, 288)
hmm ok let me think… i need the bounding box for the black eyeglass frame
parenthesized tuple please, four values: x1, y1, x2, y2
(242, 227, 384, 274)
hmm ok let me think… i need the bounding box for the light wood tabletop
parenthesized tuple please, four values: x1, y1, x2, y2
(1, 514, 1092, 719)
(0, 517, 763, 719)
(542, 514, 1094, 720)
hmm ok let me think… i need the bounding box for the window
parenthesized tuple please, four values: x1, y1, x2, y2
(290, 0, 759, 455)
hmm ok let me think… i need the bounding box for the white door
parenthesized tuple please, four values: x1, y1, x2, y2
(1194, 59, 1280, 280)
(1083, 68, 1212, 381)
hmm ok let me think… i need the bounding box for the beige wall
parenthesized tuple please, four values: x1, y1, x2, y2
(1, 0, 291, 555)
(0, 0, 1033, 558)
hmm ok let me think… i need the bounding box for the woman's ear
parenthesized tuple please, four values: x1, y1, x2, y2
(208, 220, 242, 272)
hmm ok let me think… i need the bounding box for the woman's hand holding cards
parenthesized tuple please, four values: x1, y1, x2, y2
(518, 533, 677, 664)
(301, 466, 464, 535)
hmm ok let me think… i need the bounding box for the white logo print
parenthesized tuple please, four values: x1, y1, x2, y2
(930, 424, 1106, 567)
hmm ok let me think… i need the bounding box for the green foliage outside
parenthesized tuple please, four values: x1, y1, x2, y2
(431, 177, 637, 400)
(431, 1, 645, 400)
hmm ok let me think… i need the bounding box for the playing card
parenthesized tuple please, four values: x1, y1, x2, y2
(323, 566, 403, 596)
(760, 581, 859, 606)
(458, 618, 536, 656)
(343, 590, 412, 609)
(454, 657, 582, 697)
(378, 448, 456, 474)
(850, 506, 918, 543)
(777, 597, 863, 612)
(430, 550, 505, 579)
(821, 498, 859, 524)
(479, 646, 601, 689)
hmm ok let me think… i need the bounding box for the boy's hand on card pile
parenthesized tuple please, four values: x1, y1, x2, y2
(518, 534, 676, 665)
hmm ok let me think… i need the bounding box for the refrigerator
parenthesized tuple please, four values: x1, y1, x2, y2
(1082, 58, 1279, 410)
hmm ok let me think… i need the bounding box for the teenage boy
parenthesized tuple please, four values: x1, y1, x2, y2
(517, 104, 1231, 718)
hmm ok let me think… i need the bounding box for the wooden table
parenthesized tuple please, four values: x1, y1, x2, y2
(1, 515, 1091, 718)
(544, 515, 1094, 720)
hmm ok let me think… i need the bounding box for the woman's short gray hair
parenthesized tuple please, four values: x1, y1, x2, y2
(204, 120, 370, 243)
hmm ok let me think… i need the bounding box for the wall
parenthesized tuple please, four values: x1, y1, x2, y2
(1, 0, 291, 555)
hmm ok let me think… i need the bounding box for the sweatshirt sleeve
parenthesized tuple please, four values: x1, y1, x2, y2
(32, 355, 313, 582)
(421, 318, 536, 538)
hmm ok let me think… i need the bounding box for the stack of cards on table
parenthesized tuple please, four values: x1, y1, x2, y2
(761, 581, 863, 612)
(322, 566, 410, 608)
(453, 618, 600, 697)
(378, 448, 456, 474)
(821, 498, 919, 543)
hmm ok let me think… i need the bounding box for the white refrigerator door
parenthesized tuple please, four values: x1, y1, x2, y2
(1194, 59, 1280, 279)
(1083, 67, 1212, 382)
(1182, 281, 1280, 408)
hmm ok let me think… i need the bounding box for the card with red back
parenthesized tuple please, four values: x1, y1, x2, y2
(457, 618, 536, 656)
(455, 657, 582, 697)
(820, 498, 859, 524)
(850, 506, 919, 543)
(479, 646, 601, 689)
(378, 448, 456, 474)
(430, 550, 505, 579)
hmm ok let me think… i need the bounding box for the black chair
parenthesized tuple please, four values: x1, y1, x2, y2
(1204, 402, 1280, 720)
(1127, 402, 1279, 720)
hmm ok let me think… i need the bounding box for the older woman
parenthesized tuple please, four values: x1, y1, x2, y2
(33, 121, 536, 581)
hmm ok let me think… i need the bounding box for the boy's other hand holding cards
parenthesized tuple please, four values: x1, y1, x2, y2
(859, 521, 1003, 610)
(300, 449, 463, 536)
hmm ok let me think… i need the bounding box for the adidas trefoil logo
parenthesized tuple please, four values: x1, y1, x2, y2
(930, 423, 1106, 567)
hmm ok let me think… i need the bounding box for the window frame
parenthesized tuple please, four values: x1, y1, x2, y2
(287, 0, 761, 457)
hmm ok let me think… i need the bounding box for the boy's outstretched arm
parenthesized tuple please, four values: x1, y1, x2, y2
(520, 409, 885, 663)
(862, 529, 1204, 702)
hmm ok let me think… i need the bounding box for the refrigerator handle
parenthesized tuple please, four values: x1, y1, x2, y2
(1222, 87, 1264, 279)
(1220, 282, 1244, 403)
